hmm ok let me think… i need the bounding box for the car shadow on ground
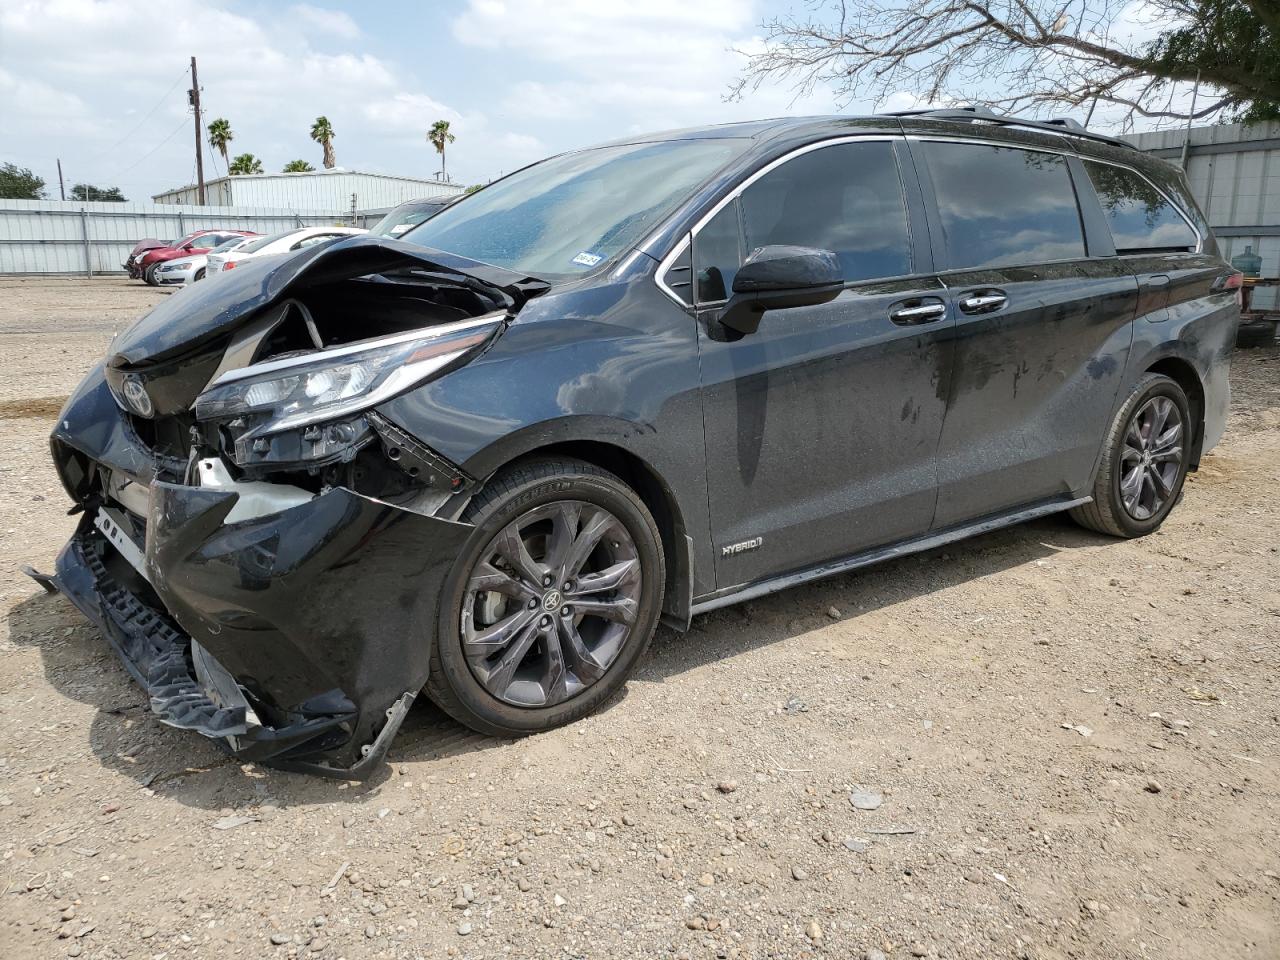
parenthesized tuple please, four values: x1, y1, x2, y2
(7, 512, 1110, 808)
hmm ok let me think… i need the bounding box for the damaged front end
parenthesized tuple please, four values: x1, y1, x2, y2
(31, 236, 545, 776)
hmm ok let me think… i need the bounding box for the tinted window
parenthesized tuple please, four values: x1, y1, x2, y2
(1084, 160, 1197, 252)
(693, 202, 741, 303)
(740, 141, 911, 282)
(922, 142, 1085, 269)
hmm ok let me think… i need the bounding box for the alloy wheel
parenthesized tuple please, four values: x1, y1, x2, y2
(461, 500, 642, 708)
(1119, 396, 1183, 521)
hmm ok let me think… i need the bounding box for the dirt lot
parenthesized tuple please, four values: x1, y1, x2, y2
(1, 277, 1277, 960)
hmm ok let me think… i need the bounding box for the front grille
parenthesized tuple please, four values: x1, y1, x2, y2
(123, 413, 192, 480)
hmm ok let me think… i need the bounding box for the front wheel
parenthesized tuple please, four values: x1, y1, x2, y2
(193, 267, 206, 282)
(143, 263, 161, 286)
(427, 458, 665, 737)
(1070, 373, 1192, 538)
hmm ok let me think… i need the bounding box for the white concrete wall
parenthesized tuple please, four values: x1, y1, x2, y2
(0, 199, 345, 275)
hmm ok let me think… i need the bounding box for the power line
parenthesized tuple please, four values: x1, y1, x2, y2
(85, 66, 190, 169)
(105, 110, 193, 182)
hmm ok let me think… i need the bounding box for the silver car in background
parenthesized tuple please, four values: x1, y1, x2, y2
(154, 236, 253, 286)
(206, 226, 366, 275)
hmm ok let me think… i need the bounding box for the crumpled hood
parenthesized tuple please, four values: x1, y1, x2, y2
(108, 235, 548, 368)
(129, 238, 166, 258)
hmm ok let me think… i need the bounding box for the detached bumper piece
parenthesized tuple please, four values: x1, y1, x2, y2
(34, 478, 471, 777)
(36, 524, 382, 774)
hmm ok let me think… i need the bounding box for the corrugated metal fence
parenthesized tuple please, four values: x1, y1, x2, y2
(0, 199, 352, 276)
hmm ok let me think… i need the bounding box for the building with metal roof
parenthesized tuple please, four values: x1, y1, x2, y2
(152, 168, 464, 212)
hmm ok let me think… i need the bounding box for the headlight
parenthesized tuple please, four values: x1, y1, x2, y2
(193, 313, 503, 469)
(195, 314, 502, 431)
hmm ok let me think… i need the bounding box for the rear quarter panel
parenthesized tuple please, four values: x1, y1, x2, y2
(1123, 252, 1236, 460)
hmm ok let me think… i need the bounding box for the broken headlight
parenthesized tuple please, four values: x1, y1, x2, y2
(193, 314, 502, 469)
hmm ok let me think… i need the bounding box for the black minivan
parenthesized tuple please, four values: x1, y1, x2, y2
(34, 110, 1240, 776)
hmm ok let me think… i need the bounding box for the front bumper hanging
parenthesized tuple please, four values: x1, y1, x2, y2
(30, 474, 470, 777)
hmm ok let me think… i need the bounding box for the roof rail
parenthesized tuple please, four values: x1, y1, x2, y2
(884, 105, 1136, 151)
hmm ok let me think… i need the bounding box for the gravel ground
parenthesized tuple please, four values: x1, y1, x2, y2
(1, 277, 1278, 960)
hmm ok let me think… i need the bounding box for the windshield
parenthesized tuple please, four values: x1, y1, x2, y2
(210, 237, 247, 254)
(369, 201, 450, 238)
(237, 230, 299, 254)
(402, 139, 746, 280)
(168, 232, 199, 247)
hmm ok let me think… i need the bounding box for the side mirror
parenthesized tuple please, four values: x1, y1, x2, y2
(719, 245, 843, 335)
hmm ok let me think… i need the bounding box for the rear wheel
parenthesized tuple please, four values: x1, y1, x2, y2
(426, 458, 665, 737)
(1070, 373, 1192, 538)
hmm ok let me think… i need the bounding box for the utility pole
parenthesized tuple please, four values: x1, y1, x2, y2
(188, 56, 206, 205)
(1180, 71, 1201, 172)
(56, 158, 66, 200)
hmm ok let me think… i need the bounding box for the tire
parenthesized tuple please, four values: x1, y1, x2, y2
(1070, 373, 1192, 538)
(193, 267, 206, 282)
(143, 263, 161, 286)
(1236, 320, 1277, 348)
(426, 457, 666, 737)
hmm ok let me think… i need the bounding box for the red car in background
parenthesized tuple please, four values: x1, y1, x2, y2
(127, 229, 258, 285)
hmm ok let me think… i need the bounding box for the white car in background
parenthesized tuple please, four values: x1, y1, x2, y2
(207, 226, 367, 274)
(154, 236, 253, 286)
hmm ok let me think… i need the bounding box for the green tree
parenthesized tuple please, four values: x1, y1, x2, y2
(228, 153, 264, 176)
(310, 116, 336, 169)
(732, 0, 1280, 126)
(0, 162, 45, 199)
(282, 159, 316, 172)
(207, 117, 234, 170)
(464, 183, 484, 194)
(428, 119, 456, 182)
(70, 184, 126, 202)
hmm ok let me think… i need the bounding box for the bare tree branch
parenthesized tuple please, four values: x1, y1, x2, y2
(729, 0, 1279, 127)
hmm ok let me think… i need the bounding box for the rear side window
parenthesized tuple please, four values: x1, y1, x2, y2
(921, 142, 1085, 269)
(690, 140, 912, 304)
(1083, 160, 1198, 253)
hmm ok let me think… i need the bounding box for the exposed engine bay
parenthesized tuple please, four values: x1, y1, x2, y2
(32, 236, 548, 776)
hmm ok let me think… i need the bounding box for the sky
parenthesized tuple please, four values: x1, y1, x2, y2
(0, 0, 1189, 202)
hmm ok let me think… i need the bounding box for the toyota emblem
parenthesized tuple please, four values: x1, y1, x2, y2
(122, 377, 153, 417)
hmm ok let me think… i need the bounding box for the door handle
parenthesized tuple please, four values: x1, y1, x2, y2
(958, 291, 1008, 314)
(889, 301, 947, 325)
(1147, 274, 1170, 288)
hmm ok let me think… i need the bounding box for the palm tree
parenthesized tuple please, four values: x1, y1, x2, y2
(207, 118, 234, 172)
(228, 153, 264, 176)
(310, 116, 336, 169)
(428, 120, 456, 183)
(282, 159, 315, 173)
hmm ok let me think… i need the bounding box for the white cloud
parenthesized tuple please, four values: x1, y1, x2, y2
(289, 4, 360, 39)
(0, 66, 97, 137)
(0, 0, 484, 191)
(364, 93, 461, 137)
(454, 0, 846, 135)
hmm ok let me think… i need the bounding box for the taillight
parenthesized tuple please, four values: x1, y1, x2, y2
(223, 260, 237, 271)
(1227, 271, 1244, 308)
(1215, 271, 1245, 307)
